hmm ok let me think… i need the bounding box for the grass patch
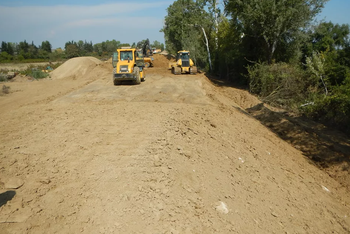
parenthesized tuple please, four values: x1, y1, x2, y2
(19, 62, 63, 79)
(0, 73, 8, 82)
(30, 69, 49, 79)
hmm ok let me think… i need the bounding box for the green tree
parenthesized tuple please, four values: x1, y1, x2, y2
(65, 42, 79, 58)
(77, 40, 85, 55)
(93, 43, 103, 56)
(119, 43, 131, 48)
(163, 0, 213, 69)
(84, 41, 93, 54)
(304, 22, 350, 85)
(151, 40, 162, 49)
(18, 40, 29, 53)
(1, 41, 7, 53)
(0, 51, 12, 61)
(41, 41, 52, 53)
(7, 42, 14, 56)
(105, 40, 120, 53)
(28, 42, 39, 59)
(224, 0, 328, 64)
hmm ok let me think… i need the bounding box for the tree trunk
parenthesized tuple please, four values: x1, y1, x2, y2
(214, 0, 219, 49)
(264, 36, 277, 64)
(200, 26, 212, 71)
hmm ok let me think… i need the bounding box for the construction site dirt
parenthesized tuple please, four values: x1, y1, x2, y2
(1, 54, 350, 233)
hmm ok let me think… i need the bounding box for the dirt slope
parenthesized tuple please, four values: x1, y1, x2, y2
(0, 55, 350, 233)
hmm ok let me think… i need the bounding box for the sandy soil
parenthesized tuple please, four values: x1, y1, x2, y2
(0, 54, 350, 233)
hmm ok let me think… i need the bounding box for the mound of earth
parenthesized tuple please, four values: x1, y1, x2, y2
(50, 57, 102, 80)
(2, 53, 350, 234)
(152, 54, 174, 68)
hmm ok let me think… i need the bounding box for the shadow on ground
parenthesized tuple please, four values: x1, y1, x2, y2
(246, 103, 350, 168)
(205, 74, 350, 188)
(0, 191, 16, 207)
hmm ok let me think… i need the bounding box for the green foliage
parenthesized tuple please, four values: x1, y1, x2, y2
(248, 62, 311, 108)
(304, 22, 350, 55)
(1, 42, 14, 56)
(162, 0, 214, 70)
(31, 69, 49, 79)
(217, 16, 243, 81)
(0, 73, 8, 82)
(19, 64, 51, 79)
(305, 51, 328, 95)
(65, 40, 94, 58)
(302, 79, 350, 132)
(119, 43, 131, 48)
(17, 55, 24, 61)
(0, 51, 13, 61)
(303, 22, 350, 88)
(41, 41, 52, 53)
(150, 40, 165, 51)
(65, 44, 80, 58)
(225, 0, 328, 64)
(151, 40, 161, 49)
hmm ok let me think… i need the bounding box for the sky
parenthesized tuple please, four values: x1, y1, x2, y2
(317, 0, 350, 26)
(0, 0, 349, 49)
(0, 0, 173, 49)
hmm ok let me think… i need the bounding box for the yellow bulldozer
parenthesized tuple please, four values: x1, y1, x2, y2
(112, 47, 146, 85)
(169, 50, 197, 75)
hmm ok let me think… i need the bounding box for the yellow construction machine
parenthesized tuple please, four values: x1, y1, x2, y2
(137, 39, 154, 68)
(169, 50, 197, 75)
(112, 47, 145, 85)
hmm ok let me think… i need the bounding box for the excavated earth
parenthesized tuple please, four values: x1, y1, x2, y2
(1, 55, 350, 233)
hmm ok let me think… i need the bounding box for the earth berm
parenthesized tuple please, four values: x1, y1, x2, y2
(0, 55, 349, 233)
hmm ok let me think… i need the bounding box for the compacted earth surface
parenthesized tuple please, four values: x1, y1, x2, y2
(1, 54, 350, 233)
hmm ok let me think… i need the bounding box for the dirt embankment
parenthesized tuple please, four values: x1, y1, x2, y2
(0, 54, 350, 233)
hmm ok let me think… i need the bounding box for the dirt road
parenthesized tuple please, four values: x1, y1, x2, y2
(1, 55, 350, 233)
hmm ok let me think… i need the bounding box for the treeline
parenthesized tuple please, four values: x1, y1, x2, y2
(0, 39, 165, 62)
(163, 0, 350, 133)
(0, 40, 53, 62)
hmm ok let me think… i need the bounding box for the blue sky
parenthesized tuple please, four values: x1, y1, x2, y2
(0, 0, 349, 49)
(317, 0, 350, 25)
(0, 0, 172, 48)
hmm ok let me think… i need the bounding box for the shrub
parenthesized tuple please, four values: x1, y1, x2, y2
(302, 77, 350, 133)
(0, 73, 7, 82)
(31, 69, 49, 79)
(248, 62, 310, 108)
(20, 65, 49, 79)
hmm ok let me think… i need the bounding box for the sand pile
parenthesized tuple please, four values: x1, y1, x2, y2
(50, 57, 102, 80)
(152, 54, 174, 68)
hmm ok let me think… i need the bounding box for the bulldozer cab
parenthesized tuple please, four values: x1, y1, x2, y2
(178, 51, 190, 67)
(178, 52, 189, 60)
(112, 49, 140, 66)
(136, 51, 145, 67)
(112, 49, 136, 70)
(112, 48, 145, 67)
(112, 52, 118, 68)
(120, 51, 133, 61)
(136, 51, 144, 59)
